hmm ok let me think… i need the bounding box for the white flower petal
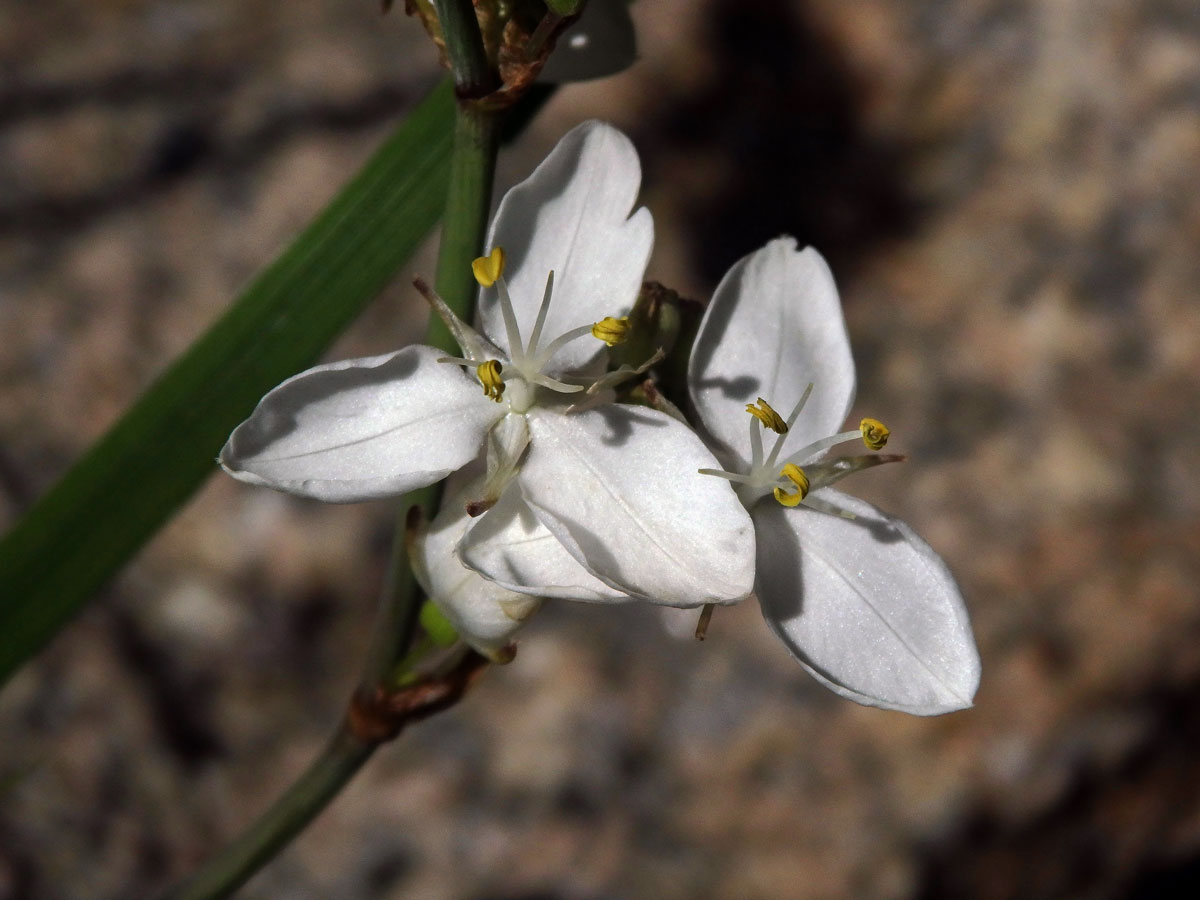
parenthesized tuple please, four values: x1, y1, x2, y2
(458, 482, 632, 603)
(482, 121, 653, 374)
(220, 346, 501, 502)
(518, 406, 756, 607)
(539, 0, 638, 84)
(689, 238, 855, 464)
(414, 483, 541, 660)
(755, 490, 980, 715)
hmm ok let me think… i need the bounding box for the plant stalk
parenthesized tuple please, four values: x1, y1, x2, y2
(160, 727, 374, 900)
(426, 103, 500, 354)
(434, 0, 499, 97)
(158, 87, 503, 900)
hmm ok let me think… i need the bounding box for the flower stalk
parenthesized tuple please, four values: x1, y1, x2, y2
(434, 0, 500, 97)
(159, 651, 488, 900)
(159, 13, 505, 899)
(428, 103, 501, 354)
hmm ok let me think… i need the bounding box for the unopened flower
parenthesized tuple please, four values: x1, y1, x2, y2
(220, 122, 756, 653)
(689, 237, 981, 715)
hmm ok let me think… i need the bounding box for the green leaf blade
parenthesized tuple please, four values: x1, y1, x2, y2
(0, 80, 456, 685)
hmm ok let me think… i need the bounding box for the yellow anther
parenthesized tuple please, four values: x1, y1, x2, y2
(591, 316, 631, 346)
(860, 417, 890, 450)
(745, 397, 788, 434)
(773, 463, 810, 508)
(477, 359, 505, 402)
(471, 246, 506, 288)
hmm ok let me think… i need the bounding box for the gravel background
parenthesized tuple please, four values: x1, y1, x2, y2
(2, 1, 1199, 898)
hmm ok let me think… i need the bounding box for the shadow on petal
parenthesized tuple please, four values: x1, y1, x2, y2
(592, 404, 667, 448)
(689, 372, 761, 402)
(227, 351, 421, 459)
(754, 502, 805, 620)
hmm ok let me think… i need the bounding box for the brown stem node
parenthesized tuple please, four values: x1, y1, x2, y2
(346, 650, 490, 745)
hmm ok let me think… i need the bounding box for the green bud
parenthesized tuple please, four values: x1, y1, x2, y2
(419, 599, 460, 647)
(545, 0, 586, 15)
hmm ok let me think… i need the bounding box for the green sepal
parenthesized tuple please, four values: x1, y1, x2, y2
(418, 600, 461, 647)
(545, 0, 586, 15)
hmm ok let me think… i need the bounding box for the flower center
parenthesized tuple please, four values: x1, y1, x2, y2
(466, 247, 636, 413)
(697, 386, 892, 514)
(418, 247, 634, 415)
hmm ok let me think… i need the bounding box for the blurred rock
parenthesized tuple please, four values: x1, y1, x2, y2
(3, 1, 1200, 899)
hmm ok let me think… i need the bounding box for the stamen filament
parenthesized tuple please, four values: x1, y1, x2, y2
(585, 348, 665, 396)
(526, 270, 555, 359)
(802, 494, 856, 519)
(414, 277, 485, 362)
(697, 468, 755, 484)
(784, 429, 863, 467)
(533, 323, 597, 368)
(530, 373, 586, 393)
(749, 414, 764, 469)
(495, 278, 525, 364)
(784, 383, 815, 431)
(765, 383, 816, 469)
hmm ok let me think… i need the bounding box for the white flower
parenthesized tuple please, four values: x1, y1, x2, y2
(220, 122, 757, 649)
(409, 473, 544, 662)
(689, 237, 981, 715)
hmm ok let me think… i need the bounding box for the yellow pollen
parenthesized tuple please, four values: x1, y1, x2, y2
(471, 246, 506, 288)
(860, 417, 890, 450)
(477, 359, 505, 402)
(745, 397, 788, 434)
(591, 316, 631, 346)
(773, 463, 810, 507)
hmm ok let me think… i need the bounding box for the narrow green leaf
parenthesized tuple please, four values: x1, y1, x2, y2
(0, 80, 456, 685)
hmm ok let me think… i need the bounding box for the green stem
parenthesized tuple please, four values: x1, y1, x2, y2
(364, 102, 500, 686)
(157, 96, 504, 900)
(160, 727, 374, 900)
(427, 104, 500, 353)
(434, 0, 499, 97)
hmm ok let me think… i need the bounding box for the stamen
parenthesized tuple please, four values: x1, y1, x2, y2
(495, 278, 524, 362)
(414, 277, 486, 362)
(765, 383, 815, 469)
(532, 323, 596, 368)
(477, 359, 505, 402)
(590, 316, 631, 346)
(698, 468, 755, 485)
(802, 494, 856, 520)
(436, 356, 476, 367)
(745, 397, 788, 434)
(529, 373, 586, 393)
(695, 604, 715, 641)
(471, 246, 506, 287)
(585, 348, 665, 396)
(749, 413, 764, 469)
(860, 418, 890, 450)
(784, 383, 815, 432)
(527, 270, 555, 358)
(804, 453, 905, 492)
(773, 463, 810, 507)
(784, 429, 865, 466)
